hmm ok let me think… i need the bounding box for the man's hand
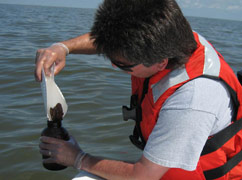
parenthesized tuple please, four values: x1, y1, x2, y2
(35, 44, 67, 82)
(34, 33, 97, 82)
(39, 136, 82, 167)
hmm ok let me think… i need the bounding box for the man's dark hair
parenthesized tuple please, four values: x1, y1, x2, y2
(90, 0, 197, 69)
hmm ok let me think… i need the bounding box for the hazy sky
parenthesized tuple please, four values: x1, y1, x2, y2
(0, 0, 102, 8)
(1, 0, 242, 21)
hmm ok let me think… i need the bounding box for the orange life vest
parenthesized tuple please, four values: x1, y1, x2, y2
(124, 32, 242, 179)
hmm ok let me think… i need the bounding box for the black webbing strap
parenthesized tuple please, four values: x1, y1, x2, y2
(129, 78, 150, 150)
(201, 118, 242, 156)
(141, 78, 150, 103)
(204, 149, 242, 179)
(202, 80, 240, 156)
(237, 70, 242, 85)
(202, 71, 242, 179)
(129, 128, 145, 150)
(202, 102, 242, 179)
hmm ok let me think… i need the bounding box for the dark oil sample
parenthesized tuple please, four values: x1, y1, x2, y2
(41, 103, 70, 171)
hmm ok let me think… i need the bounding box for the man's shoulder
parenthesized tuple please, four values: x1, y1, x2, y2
(163, 77, 231, 114)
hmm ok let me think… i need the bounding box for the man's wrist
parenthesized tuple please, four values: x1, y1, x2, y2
(74, 151, 87, 170)
(51, 42, 69, 56)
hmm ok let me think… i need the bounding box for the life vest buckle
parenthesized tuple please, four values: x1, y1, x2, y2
(122, 106, 137, 121)
(122, 95, 139, 121)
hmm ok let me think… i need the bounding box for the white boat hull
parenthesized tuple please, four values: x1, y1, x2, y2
(73, 171, 104, 180)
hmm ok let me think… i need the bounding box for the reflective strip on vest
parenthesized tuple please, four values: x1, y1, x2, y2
(152, 34, 221, 103)
(152, 67, 189, 103)
(198, 34, 221, 77)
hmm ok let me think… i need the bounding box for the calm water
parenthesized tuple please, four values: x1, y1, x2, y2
(0, 3, 242, 180)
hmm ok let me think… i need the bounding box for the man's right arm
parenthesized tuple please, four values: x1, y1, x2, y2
(35, 33, 96, 81)
(61, 33, 96, 54)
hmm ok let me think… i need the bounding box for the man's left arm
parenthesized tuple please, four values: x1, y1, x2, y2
(39, 136, 169, 180)
(81, 154, 169, 180)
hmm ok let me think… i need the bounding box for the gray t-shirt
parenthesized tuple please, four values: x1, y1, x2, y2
(143, 77, 234, 171)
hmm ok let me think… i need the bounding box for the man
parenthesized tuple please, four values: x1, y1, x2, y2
(36, 0, 242, 179)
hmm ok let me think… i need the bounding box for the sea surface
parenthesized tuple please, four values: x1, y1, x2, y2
(0, 3, 242, 180)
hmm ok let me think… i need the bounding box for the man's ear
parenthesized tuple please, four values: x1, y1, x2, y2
(157, 59, 168, 71)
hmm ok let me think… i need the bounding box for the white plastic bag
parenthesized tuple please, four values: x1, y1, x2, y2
(41, 64, 68, 120)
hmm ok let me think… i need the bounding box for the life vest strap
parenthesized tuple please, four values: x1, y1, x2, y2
(204, 149, 242, 179)
(201, 118, 242, 156)
(122, 78, 150, 150)
(202, 71, 242, 178)
(140, 78, 150, 102)
(237, 70, 242, 85)
(122, 94, 146, 150)
(201, 75, 242, 156)
(129, 134, 145, 150)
